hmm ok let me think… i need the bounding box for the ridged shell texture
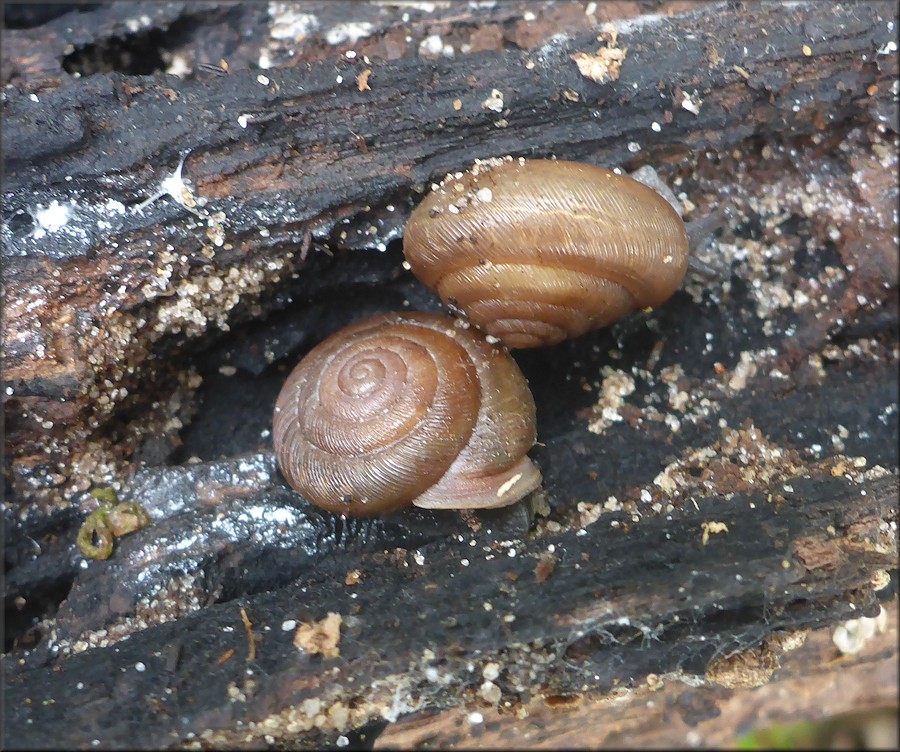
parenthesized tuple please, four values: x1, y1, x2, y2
(403, 158, 690, 348)
(272, 312, 541, 516)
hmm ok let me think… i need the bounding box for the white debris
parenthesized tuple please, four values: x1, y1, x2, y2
(32, 200, 74, 239)
(832, 608, 888, 655)
(325, 22, 374, 45)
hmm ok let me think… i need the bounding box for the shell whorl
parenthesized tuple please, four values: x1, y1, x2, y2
(272, 312, 540, 516)
(403, 158, 690, 348)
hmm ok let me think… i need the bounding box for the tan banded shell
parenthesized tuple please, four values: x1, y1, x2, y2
(403, 158, 690, 348)
(272, 312, 540, 516)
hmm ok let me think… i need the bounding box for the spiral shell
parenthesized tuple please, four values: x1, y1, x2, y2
(272, 312, 541, 516)
(403, 157, 690, 348)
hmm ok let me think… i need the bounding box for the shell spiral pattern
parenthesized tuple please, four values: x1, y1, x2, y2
(272, 312, 541, 516)
(403, 157, 690, 348)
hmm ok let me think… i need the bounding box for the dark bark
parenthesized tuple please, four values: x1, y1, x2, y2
(3, 473, 897, 749)
(376, 602, 900, 749)
(3, 1, 896, 509)
(2, 1, 898, 749)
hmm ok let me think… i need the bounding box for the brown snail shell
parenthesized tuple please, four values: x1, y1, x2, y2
(272, 312, 541, 516)
(403, 157, 690, 348)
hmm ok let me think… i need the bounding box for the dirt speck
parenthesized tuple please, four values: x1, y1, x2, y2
(294, 612, 342, 658)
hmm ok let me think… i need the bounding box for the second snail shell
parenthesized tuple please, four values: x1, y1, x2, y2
(272, 312, 541, 516)
(403, 157, 690, 348)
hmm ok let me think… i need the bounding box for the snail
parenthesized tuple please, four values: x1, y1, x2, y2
(403, 157, 690, 348)
(272, 312, 541, 516)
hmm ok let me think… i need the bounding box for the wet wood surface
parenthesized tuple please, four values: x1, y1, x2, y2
(2, 2, 898, 749)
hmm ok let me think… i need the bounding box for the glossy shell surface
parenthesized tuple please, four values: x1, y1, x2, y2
(273, 312, 540, 516)
(404, 158, 690, 348)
